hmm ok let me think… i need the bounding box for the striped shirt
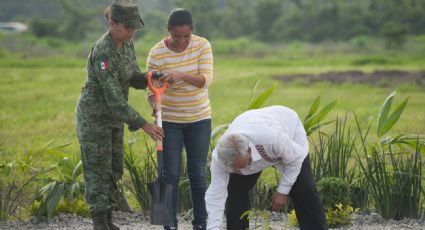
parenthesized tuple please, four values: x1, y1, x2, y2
(146, 35, 213, 123)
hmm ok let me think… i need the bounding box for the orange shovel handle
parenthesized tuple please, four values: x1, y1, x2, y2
(147, 71, 168, 103)
(146, 71, 168, 151)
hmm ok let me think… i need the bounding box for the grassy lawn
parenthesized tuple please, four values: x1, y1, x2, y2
(0, 40, 424, 218)
(1, 41, 425, 160)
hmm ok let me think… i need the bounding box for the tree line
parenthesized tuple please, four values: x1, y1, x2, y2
(4, 0, 424, 44)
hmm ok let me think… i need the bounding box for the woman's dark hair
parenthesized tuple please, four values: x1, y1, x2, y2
(167, 8, 193, 30)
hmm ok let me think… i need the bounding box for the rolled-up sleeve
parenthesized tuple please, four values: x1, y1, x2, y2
(198, 40, 213, 89)
(146, 50, 160, 98)
(205, 155, 229, 230)
(272, 122, 309, 194)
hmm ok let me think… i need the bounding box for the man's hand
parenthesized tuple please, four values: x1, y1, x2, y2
(271, 192, 288, 211)
(141, 123, 164, 141)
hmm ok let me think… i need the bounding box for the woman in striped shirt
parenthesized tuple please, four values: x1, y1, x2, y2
(146, 8, 213, 230)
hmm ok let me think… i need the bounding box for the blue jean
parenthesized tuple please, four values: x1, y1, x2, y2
(161, 119, 211, 228)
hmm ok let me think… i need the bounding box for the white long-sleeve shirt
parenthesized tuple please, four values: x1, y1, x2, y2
(205, 106, 309, 230)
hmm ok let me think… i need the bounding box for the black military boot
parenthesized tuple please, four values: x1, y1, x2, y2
(91, 211, 111, 230)
(107, 209, 120, 230)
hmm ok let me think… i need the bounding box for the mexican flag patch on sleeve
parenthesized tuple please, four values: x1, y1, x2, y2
(99, 60, 109, 70)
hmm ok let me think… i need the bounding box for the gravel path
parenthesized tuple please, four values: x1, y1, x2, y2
(1, 211, 424, 229)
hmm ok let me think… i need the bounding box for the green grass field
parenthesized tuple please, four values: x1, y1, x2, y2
(1, 38, 425, 160)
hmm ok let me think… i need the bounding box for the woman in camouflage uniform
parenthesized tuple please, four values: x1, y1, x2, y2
(76, 1, 163, 229)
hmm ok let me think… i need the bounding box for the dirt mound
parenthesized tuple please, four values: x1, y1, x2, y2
(273, 70, 425, 87)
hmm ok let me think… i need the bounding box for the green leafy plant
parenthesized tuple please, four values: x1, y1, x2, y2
(241, 209, 272, 230)
(33, 153, 84, 222)
(354, 91, 424, 220)
(303, 95, 337, 136)
(286, 209, 298, 227)
(288, 203, 356, 228)
(30, 198, 89, 218)
(249, 180, 274, 211)
(376, 91, 424, 150)
(325, 204, 357, 227)
(247, 80, 277, 110)
(56, 199, 89, 217)
(0, 140, 61, 221)
(355, 138, 424, 219)
(377, 91, 409, 138)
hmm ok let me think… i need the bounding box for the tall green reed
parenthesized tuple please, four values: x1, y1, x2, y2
(123, 136, 157, 213)
(354, 91, 424, 219)
(310, 114, 358, 183)
(355, 133, 424, 219)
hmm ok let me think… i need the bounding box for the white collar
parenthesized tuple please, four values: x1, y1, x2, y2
(249, 141, 262, 162)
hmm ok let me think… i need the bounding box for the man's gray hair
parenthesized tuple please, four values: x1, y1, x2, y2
(216, 133, 249, 168)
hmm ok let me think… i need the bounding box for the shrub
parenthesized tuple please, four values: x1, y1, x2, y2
(317, 177, 350, 209)
(380, 21, 409, 49)
(288, 203, 356, 228)
(30, 199, 89, 218)
(325, 204, 356, 227)
(56, 199, 89, 217)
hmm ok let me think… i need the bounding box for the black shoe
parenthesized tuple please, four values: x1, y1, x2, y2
(91, 211, 111, 230)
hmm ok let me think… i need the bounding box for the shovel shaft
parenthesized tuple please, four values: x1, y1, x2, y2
(155, 101, 163, 151)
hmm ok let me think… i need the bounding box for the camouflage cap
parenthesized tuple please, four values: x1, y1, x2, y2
(110, 0, 144, 29)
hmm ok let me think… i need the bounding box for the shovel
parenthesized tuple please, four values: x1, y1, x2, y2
(146, 71, 174, 226)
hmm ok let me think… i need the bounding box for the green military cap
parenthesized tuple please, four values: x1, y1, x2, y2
(110, 0, 144, 29)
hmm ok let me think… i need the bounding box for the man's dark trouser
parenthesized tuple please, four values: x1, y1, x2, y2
(225, 155, 328, 230)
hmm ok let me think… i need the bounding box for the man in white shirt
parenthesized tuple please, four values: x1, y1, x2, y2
(205, 106, 327, 230)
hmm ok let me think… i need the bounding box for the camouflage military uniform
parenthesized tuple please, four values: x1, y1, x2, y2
(76, 31, 147, 213)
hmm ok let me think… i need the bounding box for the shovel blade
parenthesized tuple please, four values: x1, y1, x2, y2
(148, 179, 174, 225)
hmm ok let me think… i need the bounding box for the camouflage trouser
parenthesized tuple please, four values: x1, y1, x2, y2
(77, 124, 124, 213)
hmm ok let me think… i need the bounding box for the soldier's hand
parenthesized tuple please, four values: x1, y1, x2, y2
(270, 192, 287, 211)
(141, 123, 164, 141)
(151, 109, 158, 118)
(148, 96, 156, 109)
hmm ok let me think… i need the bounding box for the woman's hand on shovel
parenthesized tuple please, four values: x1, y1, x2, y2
(141, 123, 164, 141)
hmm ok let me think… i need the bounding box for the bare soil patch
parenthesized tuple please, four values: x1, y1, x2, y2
(273, 70, 425, 87)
